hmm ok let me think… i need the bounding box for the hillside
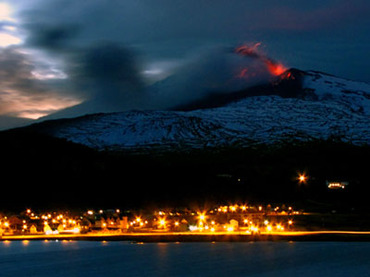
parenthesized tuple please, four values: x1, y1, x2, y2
(0, 128, 369, 212)
(0, 68, 369, 211)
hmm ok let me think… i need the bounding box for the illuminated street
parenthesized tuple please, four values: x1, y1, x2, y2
(2, 230, 370, 243)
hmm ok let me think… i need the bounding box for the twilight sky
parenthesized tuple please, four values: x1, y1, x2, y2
(0, 0, 369, 129)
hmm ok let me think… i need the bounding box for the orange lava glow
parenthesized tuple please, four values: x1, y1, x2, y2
(234, 43, 287, 78)
(266, 60, 287, 76)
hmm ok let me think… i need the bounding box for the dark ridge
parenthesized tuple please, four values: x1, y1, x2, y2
(0, 123, 369, 213)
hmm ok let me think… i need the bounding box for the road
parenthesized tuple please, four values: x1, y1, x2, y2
(2, 230, 370, 242)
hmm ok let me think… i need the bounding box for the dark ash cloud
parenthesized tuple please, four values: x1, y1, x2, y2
(26, 24, 80, 50)
(41, 42, 148, 119)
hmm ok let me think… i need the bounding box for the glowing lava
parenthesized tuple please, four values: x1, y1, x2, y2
(266, 60, 287, 76)
(234, 43, 287, 77)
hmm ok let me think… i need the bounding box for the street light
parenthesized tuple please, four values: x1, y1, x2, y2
(298, 173, 308, 184)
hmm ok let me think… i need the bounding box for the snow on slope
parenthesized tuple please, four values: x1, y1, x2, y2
(303, 70, 370, 115)
(37, 70, 370, 151)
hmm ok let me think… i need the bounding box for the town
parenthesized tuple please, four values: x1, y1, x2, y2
(0, 203, 299, 237)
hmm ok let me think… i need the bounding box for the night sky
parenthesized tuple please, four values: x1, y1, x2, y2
(0, 0, 369, 130)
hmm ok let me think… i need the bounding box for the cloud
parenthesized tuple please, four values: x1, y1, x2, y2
(0, 47, 81, 119)
(0, 0, 369, 129)
(43, 43, 277, 119)
(19, 0, 370, 44)
(26, 24, 80, 50)
(71, 43, 143, 90)
(145, 45, 276, 110)
(251, 0, 370, 32)
(40, 42, 149, 119)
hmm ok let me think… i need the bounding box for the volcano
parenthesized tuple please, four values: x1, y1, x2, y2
(1, 67, 369, 210)
(14, 67, 370, 152)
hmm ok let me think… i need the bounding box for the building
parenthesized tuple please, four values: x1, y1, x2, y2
(326, 181, 349, 190)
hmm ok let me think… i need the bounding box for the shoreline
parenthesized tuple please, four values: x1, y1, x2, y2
(2, 231, 370, 243)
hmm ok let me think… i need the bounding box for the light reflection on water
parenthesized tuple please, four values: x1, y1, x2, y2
(0, 240, 369, 277)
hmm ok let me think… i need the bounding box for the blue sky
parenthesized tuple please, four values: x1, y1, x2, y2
(0, 0, 369, 129)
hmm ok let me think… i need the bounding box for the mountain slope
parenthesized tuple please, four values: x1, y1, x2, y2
(27, 68, 369, 151)
(1, 68, 370, 210)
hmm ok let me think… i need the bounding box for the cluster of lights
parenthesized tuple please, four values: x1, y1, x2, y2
(85, 209, 125, 231)
(15, 209, 81, 235)
(0, 218, 10, 229)
(0, 203, 298, 236)
(87, 209, 121, 216)
(327, 182, 347, 189)
(262, 219, 294, 233)
(130, 204, 297, 234)
(217, 205, 249, 213)
(214, 204, 296, 215)
(129, 217, 149, 228)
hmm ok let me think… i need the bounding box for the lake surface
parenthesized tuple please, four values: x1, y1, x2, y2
(0, 240, 369, 277)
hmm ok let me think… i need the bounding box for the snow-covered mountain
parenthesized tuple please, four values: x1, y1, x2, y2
(30, 69, 370, 151)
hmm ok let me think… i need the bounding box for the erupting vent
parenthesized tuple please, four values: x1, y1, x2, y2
(234, 43, 287, 78)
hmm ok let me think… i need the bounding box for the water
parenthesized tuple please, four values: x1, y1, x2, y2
(0, 240, 369, 277)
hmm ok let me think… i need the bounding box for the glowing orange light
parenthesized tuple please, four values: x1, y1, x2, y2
(282, 71, 295, 80)
(22, 240, 30, 246)
(159, 218, 166, 227)
(298, 173, 308, 183)
(266, 61, 287, 76)
(227, 226, 234, 232)
(198, 213, 206, 221)
(235, 42, 287, 77)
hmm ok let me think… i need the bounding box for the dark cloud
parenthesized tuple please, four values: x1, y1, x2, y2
(18, 0, 370, 81)
(41, 42, 148, 119)
(20, 0, 370, 42)
(147, 45, 274, 109)
(74, 43, 142, 88)
(252, 0, 370, 32)
(26, 24, 80, 50)
(69, 42, 145, 103)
